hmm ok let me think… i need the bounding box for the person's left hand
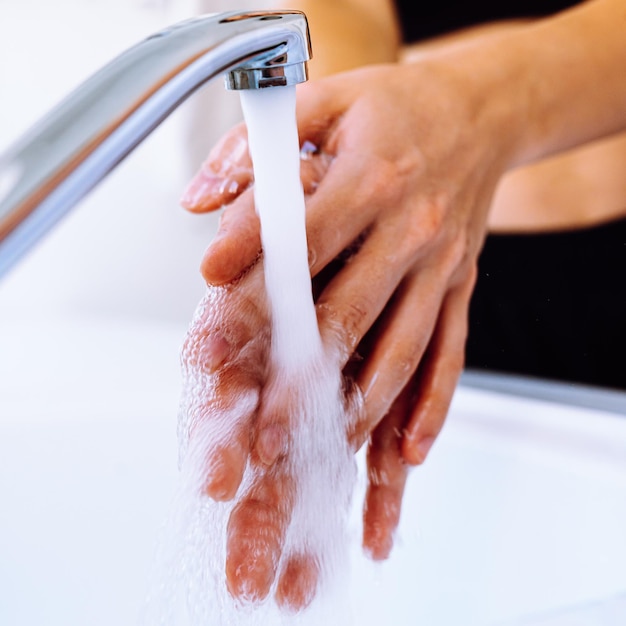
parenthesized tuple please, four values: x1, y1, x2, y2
(180, 59, 513, 600)
(179, 255, 419, 610)
(180, 262, 359, 611)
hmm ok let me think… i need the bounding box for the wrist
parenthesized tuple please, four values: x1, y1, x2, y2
(438, 0, 626, 169)
(432, 39, 533, 173)
(400, 49, 525, 176)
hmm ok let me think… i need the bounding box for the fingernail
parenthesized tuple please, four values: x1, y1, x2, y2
(363, 524, 393, 561)
(256, 425, 288, 466)
(180, 169, 220, 210)
(181, 167, 243, 211)
(412, 435, 435, 465)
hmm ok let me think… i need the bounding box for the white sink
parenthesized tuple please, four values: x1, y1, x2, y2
(1, 315, 626, 625)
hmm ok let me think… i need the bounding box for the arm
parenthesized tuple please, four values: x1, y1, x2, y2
(429, 0, 626, 167)
(181, 0, 626, 605)
(288, 0, 626, 152)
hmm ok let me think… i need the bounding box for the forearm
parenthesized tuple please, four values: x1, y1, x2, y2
(513, 0, 626, 164)
(426, 0, 626, 170)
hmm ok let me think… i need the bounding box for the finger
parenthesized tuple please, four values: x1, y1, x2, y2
(197, 74, 412, 287)
(226, 463, 295, 603)
(202, 440, 249, 501)
(201, 145, 380, 286)
(183, 70, 348, 211)
(181, 267, 269, 375)
(275, 553, 319, 612)
(200, 189, 261, 285)
(181, 74, 347, 215)
(181, 270, 269, 499)
(402, 268, 476, 465)
(349, 264, 448, 445)
(362, 381, 410, 560)
(180, 123, 253, 213)
(184, 337, 265, 500)
(315, 209, 434, 369)
(201, 130, 381, 286)
(198, 76, 371, 285)
(199, 135, 336, 286)
(304, 148, 397, 276)
(192, 77, 346, 280)
(193, 364, 261, 501)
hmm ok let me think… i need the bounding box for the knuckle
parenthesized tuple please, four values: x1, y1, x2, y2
(397, 192, 450, 262)
(358, 159, 396, 204)
(351, 155, 405, 210)
(181, 279, 269, 376)
(447, 231, 470, 268)
(391, 332, 428, 381)
(420, 193, 449, 240)
(392, 349, 421, 383)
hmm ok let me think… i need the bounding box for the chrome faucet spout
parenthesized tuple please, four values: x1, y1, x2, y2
(0, 10, 311, 278)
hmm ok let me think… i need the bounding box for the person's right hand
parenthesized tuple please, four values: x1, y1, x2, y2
(180, 57, 522, 602)
(180, 261, 359, 611)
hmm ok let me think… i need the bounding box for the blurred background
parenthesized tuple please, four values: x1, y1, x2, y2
(0, 0, 263, 325)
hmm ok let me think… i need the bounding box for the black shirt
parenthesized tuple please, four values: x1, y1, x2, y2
(394, 0, 582, 43)
(466, 218, 626, 390)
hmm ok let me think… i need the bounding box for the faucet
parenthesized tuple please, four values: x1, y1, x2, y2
(0, 10, 311, 279)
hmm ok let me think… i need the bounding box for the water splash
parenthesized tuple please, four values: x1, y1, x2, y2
(140, 86, 357, 625)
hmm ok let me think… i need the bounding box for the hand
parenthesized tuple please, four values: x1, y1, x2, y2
(179, 264, 297, 607)
(179, 0, 626, 606)
(179, 263, 355, 612)
(181, 59, 515, 595)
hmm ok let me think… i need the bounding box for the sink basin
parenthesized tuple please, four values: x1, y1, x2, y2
(0, 315, 183, 626)
(1, 315, 626, 625)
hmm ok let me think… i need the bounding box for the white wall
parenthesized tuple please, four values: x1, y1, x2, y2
(0, 0, 234, 324)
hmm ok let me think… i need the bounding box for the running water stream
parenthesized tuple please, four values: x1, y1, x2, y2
(240, 87, 322, 369)
(141, 86, 357, 625)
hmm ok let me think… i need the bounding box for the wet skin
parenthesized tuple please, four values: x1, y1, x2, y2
(180, 0, 626, 610)
(180, 63, 494, 608)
